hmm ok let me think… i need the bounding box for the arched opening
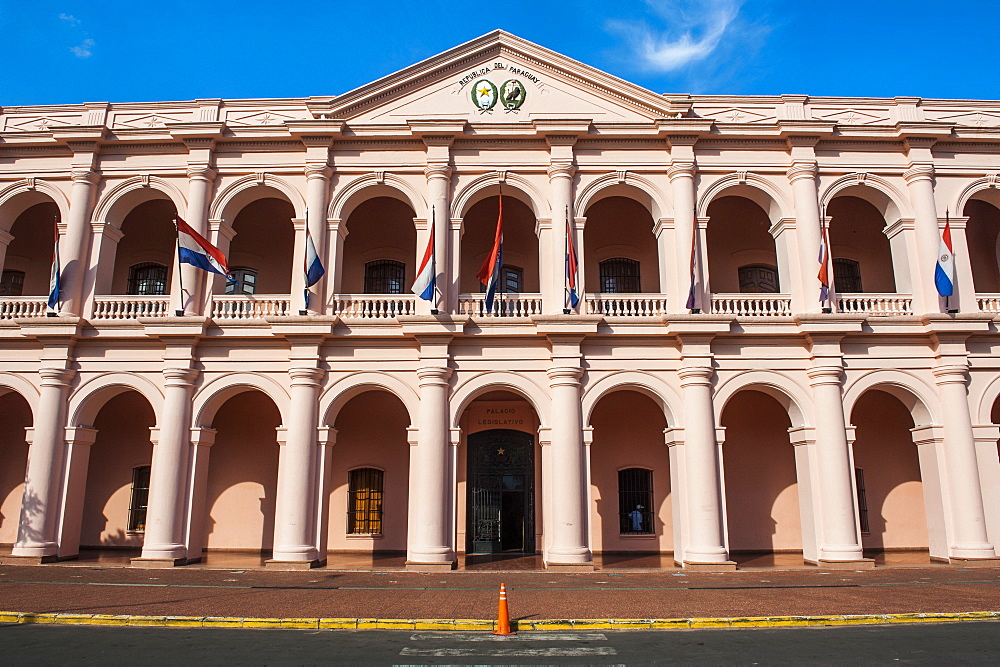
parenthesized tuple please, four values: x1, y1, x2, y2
(827, 196, 897, 294)
(461, 195, 538, 312)
(104, 199, 178, 295)
(707, 196, 779, 294)
(79, 391, 155, 552)
(850, 389, 934, 564)
(325, 390, 410, 564)
(983, 396, 1000, 552)
(1, 201, 59, 298)
(341, 197, 417, 294)
(457, 389, 541, 566)
(583, 196, 659, 293)
(589, 389, 671, 567)
(223, 198, 295, 295)
(964, 196, 1000, 293)
(203, 390, 281, 558)
(721, 390, 801, 565)
(0, 390, 32, 547)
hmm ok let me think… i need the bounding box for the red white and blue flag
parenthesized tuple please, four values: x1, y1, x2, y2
(47, 219, 60, 311)
(935, 212, 955, 298)
(476, 189, 504, 314)
(818, 215, 831, 304)
(685, 217, 698, 310)
(176, 217, 229, 277)
(565, 211, 579, 309)
(412, 207, 436, 302)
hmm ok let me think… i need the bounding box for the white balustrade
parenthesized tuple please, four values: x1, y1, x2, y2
(211, 294, 291, 319)
(92, 295, 170, 319)
(458, 293, 542, 317)
(836, 293, 913, 315)
(977, 294, 1000, 313)
(710, 293, 792, 317)
(0, 297, 49, 319)
(586, 293, 668, 317)
(330, 294, 416, 319)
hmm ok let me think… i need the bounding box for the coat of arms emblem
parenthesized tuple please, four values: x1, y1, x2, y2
(471, 79, 498, 113)
(500, 79, 526, 112)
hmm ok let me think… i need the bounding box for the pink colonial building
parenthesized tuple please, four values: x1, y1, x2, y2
(2, 32, 1000, 572)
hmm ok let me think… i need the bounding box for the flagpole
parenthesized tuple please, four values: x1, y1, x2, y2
(303, 207, 310, 314)
(563, 205, 570, 314)
(689, 205, 700, 314)
(430, 205, 439, 315)
(47, 215, 60, 317)
(820, 205, 832, 313)
(173, 218, 185, 317)
(497, 181, 504, 317)
(945, 208, 951, 312)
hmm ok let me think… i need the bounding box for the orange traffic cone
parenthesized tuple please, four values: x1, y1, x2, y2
(494, 583, 516, 635)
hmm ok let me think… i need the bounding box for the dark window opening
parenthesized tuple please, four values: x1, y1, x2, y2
(364, 260, 405, 294)
(126, 262, 168, 296)
(738, 264, 780, 293)
(834, 258, 863, 293)
(128, 465, 151, 532)
(0, 270, 25, 296)
(348, 467, 384, 535)
(855, 467, 869, 534)
(225, 267, 258, 295)
(618, 468, 654, 535)
(600, 258, 641, 293)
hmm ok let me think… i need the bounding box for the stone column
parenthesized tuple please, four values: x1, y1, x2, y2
(448, 217, 463, 314)
(268, 366, 324, 568)
(424, 163, 452, 314)
(805, 353, 870, 566)
(407, 359, 455, 570)
(788, 161, 823, 313)
(11, 368, 76, 561)
(136, 368, 198, 565)
(60, 170, 98, 316)
(669, 161, 697, 312)
(932, 363, 998, 561)
(903, 162, 944, 314)
(0, 229, 12, 276)
(304, 164, 331, 314)
(183, 427, 216, 562)
(181, 165, 216, 315)
(327, 219, 348, 298)
(677, 361, 733, 569)
(947, 217, 978, 313)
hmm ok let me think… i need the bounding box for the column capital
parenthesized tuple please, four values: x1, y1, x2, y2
(65, 426, 98, 446)
(546, 365, 583, 386)
(288, 366, 325, 386)
(806, 365, 844, 386)
(547, 162, 576, 180)
(903, 163, 935, 184)
(677, 365, 713, 387)
(932, 363, 969, 385)
(416, 365, 453, 386)
(305, 163, 332, 181)
(38, 367, 76, 387)
(667, 161, 696, 181)
(163, 367, 199, 387)
(190, 427, 217, 447)
(786, 160, 818, 183)
(317, 426, 337, 447)
(424, 163, 453, 181)
(186, 165, 216, 182)
(70, 169, 99, 185)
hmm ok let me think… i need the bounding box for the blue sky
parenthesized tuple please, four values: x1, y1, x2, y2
(3, 0, 998, 107)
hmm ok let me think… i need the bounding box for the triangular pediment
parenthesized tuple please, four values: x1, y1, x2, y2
(319, 31, 684, 126)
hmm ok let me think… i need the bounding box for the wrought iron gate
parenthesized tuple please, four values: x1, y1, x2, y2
(466, 429, 535, 554)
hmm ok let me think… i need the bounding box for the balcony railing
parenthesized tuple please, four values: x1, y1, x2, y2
(977, 294, 1000, 313)
(586, 293, 668, 317)
(212, 294, 291, 319)
(711, 293, 792, 317)
(92, 295, 170, 319)
(458, 293, 542, 318)
(837, 293, 913, 316)
(330, 294, 415, 319)
(0, 297, 49, 319)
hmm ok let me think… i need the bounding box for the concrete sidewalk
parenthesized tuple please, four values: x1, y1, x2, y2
(1, 563, 999, 630)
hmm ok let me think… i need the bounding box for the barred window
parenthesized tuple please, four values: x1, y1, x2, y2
(834, 258, 863, 293)
(128, 465, 151, 532)
(0, 270, 25, 296)
(738, 264, 779, 293)
(600, 258, 641, 293)
(364, 260, 405, 294)
(126, 262, 168, 296)
(618, 468, 654, 535)
(501, 265, 523, 294)
(855, 467, 870, 534)
(225, 267, 258, 295)
(348, 467, 384, 535)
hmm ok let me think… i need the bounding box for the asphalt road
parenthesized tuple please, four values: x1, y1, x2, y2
(2, 622, 1000, 664)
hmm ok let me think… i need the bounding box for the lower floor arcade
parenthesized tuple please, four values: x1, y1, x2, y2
(2, 357, 999, 572)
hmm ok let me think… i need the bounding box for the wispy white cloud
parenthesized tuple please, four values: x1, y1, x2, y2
(58, 13, 81, 27)
(70, 38, 95, 58)
(608, 0, 746, 72)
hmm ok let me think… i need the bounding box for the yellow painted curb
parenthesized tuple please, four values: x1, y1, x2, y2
(1, 610, 998, 631)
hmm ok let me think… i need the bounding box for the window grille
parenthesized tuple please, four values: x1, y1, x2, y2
(855, 467, 869, 534)
(364, 260, 405, 294)
(225, 267, 258, 295)
(0, 270, 25, 296)
(128, 465, 151, 532)
(600, 258, 641, 293)
(738, 264, 780, 293)
(618, 468, 654, 535)
(348, 467, 384, 535)
(834, 258, 863, 293)
(501, 265, 523, 294)
(126, 262, 168, 296)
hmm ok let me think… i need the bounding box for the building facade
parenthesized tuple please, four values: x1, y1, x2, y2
(1, 32, 999, 571)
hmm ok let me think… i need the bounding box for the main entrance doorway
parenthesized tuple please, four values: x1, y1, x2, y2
(466, 429, 535, 554)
